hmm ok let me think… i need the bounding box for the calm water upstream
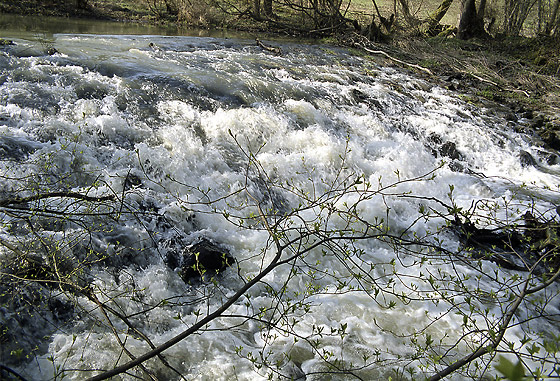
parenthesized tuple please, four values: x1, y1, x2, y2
(0, 18, 559, 380)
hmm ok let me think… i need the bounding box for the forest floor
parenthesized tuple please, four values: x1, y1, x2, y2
(0, 0, 559, 148)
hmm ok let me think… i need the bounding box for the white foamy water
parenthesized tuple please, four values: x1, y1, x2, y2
(0, 34, 559, 380)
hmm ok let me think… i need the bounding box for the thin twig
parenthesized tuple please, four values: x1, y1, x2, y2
(430, 264, 560, 380)
(0, 364, 28, 381)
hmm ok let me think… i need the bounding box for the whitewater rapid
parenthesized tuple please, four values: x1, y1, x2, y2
(0, 33, 559, 380)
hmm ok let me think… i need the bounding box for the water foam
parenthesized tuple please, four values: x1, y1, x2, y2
(0, 34, 558, 380)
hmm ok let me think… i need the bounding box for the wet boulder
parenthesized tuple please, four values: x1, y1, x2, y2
(540, 129, 560, 151)
(519, 150, 538, 167)
(426, 134, 465, 171)
(439, 141, 464, 161)
(535, 148, 559, 165)
(178, 239, 234, 283)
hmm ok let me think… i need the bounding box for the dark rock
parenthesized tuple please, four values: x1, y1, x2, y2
(523, 211, 547, 240)
(514, 124, 531, 134)
(427, 134, 464, 159)
(521, 110, 534, 119)
(448, 161, 465, 172)
(425, 136, 466, 171)
(163, 240, 182, 270)
(445, 72, 464, 82)
(545, 154, 559, 165)
(179, 239, 234, 282)
(504, 112, 517, 122)
(535, 149, 559, 165)
(0, 39, 15, 46)
(48, 297, 74, 320)
(351, 88, 382, 109)
(540, 129, 560, 151)
(440, 141, 464, 161)
(0, 136, 39, 160)
(529, 114, 545, 129)
(46, 47, 58, 55)
(450, 212, 560, 274)
(351, 88, 368, 103)
(519, 150, 537, 167)
(124, 173, 142, 190)
(427, 133, 442, 145)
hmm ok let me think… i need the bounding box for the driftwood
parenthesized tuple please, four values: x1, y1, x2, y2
(255, 38, 282, 56)
(347, 33, 434, 75)
(360, 45, 434, 75)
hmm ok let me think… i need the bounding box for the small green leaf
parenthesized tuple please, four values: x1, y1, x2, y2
(527, 343, 540, 356)
(495, 356, 525, 381)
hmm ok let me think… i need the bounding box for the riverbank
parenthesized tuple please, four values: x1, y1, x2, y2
(1, 0, 559, 148)
(352, 34, 560, 151)
(0, 0, 149, 21)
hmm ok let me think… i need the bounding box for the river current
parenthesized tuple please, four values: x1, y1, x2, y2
(0, 32, 559, 380)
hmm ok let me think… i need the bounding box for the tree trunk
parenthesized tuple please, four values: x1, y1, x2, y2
(545, 0, 560, 35)
(263, 0, 273, 17)
(504, 0, 537, 36)
(457, 0, 486, 39)
(253, 0, 261, 19)
(424, 0, 454, 36)
(75, 0, 88, 9)
(371, 0, 393, 32)
(477, 0, 486, 19)
(398, 0, 415, 24)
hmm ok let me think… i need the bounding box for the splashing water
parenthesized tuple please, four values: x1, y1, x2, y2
(0, 33, 559, 380)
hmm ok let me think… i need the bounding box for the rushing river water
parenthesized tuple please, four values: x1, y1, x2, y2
(0, 28, 559, 381)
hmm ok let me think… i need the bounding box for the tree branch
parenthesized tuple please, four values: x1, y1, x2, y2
(0, 191, 115, 207)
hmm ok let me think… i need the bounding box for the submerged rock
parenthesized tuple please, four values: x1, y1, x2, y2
(178, 239, 234, 283)
(0, 136, 40, 160)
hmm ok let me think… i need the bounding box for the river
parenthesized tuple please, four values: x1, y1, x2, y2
(0, 18, 559, 381)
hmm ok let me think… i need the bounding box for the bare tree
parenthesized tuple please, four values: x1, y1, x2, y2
(545, 0, 560, 35)
(504, 0, 538, 35)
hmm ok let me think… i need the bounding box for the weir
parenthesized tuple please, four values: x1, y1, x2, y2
(0, 31, 559, 380)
